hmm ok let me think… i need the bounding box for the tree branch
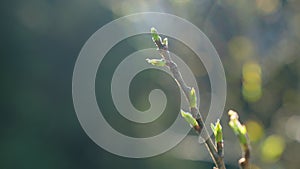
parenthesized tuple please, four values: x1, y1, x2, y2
(150, 28, 226, 169)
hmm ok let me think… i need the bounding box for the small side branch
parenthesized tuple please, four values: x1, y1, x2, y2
(228, 110, 251, 169)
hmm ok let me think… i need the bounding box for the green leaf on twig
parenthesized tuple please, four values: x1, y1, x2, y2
(211, 119, 223, 143)
(151, 27, 161, 41)
(181, 110, 198, 127)
(162, 38, 168, 47)
(146, 58, 166, 66)
(228, 110, 248, 145)
(189, 87, 197, 108)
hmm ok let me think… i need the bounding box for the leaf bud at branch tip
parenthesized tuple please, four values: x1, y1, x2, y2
(189, 87, 197, 108)
(151, 27, 161, 42)
(211, 119, 223, 143)
(228, 110, 248, 145)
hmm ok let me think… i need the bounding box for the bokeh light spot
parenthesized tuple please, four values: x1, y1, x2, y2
(285, 115, 300, 143)
(242, 62, 262, 102)
(261, 135, 285, 163)
(245, 120, 264, 142)
(256, 0, 280, 15)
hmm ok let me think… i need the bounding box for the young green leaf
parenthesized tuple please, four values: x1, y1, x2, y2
(146, 58, 166, 66)
(162, 38, 168, 47)
(151, 27, 161, 42)
(189, 87, 197, 108)
(228, 110, 248, 145)
(211, 119, 223, 143)
(180, 110, 198, 127)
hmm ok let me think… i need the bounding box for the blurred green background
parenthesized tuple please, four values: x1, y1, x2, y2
(2, 0, 300, 169)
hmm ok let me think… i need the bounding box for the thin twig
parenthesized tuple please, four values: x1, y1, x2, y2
(217, 141, 224, 158)
(153, 34, 226, 169)
(228, 110, 251, 169)
(238, 143, 251, 169)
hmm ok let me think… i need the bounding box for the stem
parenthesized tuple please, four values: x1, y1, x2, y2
(153, 37, 226, 169)
(238, 144, 251, 169)
(228, 110, 251, 169)
(217, 141, 224, 158)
